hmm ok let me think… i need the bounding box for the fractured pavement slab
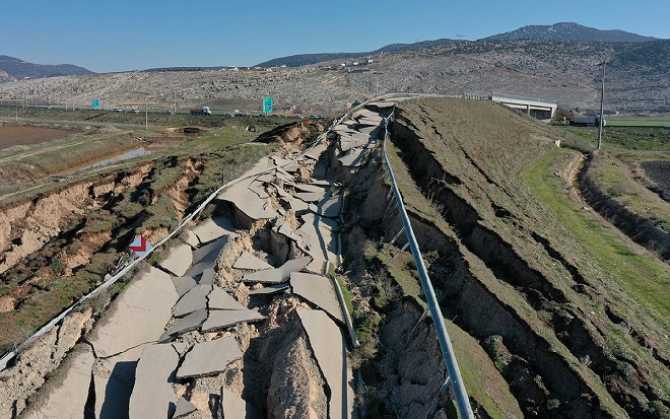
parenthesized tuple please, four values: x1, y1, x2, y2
(217, 178, 278, 220)
(242, 256, 311, 284)
(188, 236, 230, 277)
(297, 308, 354, 419)
(158, 242, 193, 277)
(233, 251, 273, 271)
(199, 268, 216, 285)
(201, 309, 265, 332)
(192, 216, 238, 244)
(221, 386, 259, 419)
(92, 345, 144, 419)
(173, 284, 212, 317)
(129, 343, 179, 419)
(88, 266, 178, 358)
(173, 397, 197, 418)
(161, 309, 208, 341)
(208, 286, 246, 310)
(175, 337, 243, 379)
(22, 345, 95, 419)
(248, 284, 290, 296)
(171, 275, 197, 297)
(290, 272, 343, 323)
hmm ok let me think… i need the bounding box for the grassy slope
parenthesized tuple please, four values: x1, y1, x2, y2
(524, 147, 670, 334)
(376, 141, 522, 419)
(394, 98, 670, 414)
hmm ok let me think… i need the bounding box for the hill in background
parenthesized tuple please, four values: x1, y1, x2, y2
(483, 22, 657, 43)
(0, 55, 93, 81)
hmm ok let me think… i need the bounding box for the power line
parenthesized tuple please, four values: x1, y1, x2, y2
(597, 61, 607, 150)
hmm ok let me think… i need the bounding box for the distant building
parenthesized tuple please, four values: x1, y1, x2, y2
(569, 115, 604, 127)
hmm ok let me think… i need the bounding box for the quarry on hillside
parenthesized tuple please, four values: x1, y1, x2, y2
(0, 96, 669, 419)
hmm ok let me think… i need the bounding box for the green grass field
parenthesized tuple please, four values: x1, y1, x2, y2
(607, 114, 670, 128)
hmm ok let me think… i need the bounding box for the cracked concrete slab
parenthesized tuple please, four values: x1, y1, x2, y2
(182, 229, 200, 248)
(311, 195, 342, 218)
(242, 256, 311, 283)
(297, 308, 354, 419)
(199, 268, 216, 285)
(294, 191, 326, 203)
(293, 183, 326, 194)
(303, 142, 328, 160)
(222, 386, 258, 419)
(192, 216, 238, 244)
(201, 309, 265, 332)
(129, 343, 179, 419)
(233, 252, 273, 271)
(188, 236, 230, 277)
(296, 215, 338, 273)
(248, 284, 290, 295)
(92, 345, 144, 419)
(290, 272, 343, 323)
(171, 275, 197, 297)
(217, 178, 278, 220)
(338, 148, 368, 167)
(173, 284, 211, 317)
(88, 266, 178, 358)
(161, 309, 208, 341)
(22, 345, 95, 419)
(280, 194, 310, 212)
(158, 242, 193, 277)
(173, 397, 197, 418)
(175, 337, 243, 379)
(208, 286, 246, 310)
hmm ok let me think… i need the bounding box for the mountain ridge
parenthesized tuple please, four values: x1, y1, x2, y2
(0, 55, 93, 81)
(255, 22, 659, 67)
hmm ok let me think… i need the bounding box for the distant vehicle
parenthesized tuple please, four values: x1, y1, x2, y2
(190, 106, 212, 116)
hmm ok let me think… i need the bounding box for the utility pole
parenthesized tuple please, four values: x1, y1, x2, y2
(145, 99, 148, 130)
(597, 61, 607, 150)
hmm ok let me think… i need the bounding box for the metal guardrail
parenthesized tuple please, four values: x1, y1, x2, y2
(380, 109, 475, 419)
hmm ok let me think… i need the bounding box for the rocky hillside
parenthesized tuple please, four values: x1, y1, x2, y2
(484, 22, 657, 43)
(0, 24, 668, 114)
(0, 55, 93, 80)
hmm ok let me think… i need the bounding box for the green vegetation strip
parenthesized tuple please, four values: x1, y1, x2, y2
(524, 148, 670, 331)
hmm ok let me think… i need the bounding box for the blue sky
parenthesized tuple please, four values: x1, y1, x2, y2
(1, 0, 668, 72)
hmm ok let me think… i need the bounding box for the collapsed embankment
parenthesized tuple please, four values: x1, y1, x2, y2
(579, 153, 670, 261)
(641, 160, 670, 202)
(351, 98, 670, 419)
(0, 142, 278, 354)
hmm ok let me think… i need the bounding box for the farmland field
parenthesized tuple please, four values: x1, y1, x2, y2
(0, 125, 75, 150)
(607, 114, 670, 127)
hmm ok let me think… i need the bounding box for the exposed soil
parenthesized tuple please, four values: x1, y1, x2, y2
(0, 125, 76, 150)
(580, 153, 670, 261)
(641, 160, 670, 202)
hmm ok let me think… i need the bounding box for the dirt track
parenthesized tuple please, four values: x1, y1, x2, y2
(0, 125, 74, 150)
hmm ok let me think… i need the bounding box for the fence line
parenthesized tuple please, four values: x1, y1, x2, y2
(381, 109, 475, 419)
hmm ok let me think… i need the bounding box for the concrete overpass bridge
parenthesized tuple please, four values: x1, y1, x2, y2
(491, 94, 558, 120)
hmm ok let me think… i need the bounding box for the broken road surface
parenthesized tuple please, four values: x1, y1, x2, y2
(2, 104, 389, 419)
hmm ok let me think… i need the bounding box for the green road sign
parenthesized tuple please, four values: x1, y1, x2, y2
(262, 96, 273, 114)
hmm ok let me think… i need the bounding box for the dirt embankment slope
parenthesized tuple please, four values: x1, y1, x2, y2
(384, 98, 670, 418)
(580, 152, 670, 260)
